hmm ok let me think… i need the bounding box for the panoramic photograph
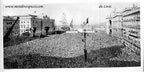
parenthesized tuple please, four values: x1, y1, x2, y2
(3, 2, 140, 68)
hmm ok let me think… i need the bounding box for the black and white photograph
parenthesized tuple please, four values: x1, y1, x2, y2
(1, 0, 143, 72)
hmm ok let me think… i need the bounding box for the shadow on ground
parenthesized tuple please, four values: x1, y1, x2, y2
(49, 30, 66, 35)
(4, 45, 140, 69)
(4, 35, 40, 47)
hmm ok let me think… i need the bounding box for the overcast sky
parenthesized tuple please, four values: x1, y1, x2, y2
(3, 3, 139, 25)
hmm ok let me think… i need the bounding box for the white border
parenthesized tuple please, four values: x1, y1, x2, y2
(1, 0, 144, 72)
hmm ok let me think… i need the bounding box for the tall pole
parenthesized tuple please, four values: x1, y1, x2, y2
(41, 19, 42, 35)
(83, 30, 87, 62)
(84, 32, 87, 62)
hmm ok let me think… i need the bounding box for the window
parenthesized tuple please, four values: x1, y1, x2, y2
(7, 22, 12, 25)
(27, 25, 29, 28)
(7, 27, 9, 30)
(21, 25, 23, 28)
(15, 26, 18, 29)
(24, 25, 25, 28)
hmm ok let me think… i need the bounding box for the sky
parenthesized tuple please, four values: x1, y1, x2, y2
(3, 2, 140, 25)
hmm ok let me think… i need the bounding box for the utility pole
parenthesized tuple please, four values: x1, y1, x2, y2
(81, 17, 89, 64)
(82, 29, 87, 62)
(84, 30, 87, 62)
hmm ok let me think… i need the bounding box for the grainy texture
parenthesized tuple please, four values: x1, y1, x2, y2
(4, 32, 140, 68)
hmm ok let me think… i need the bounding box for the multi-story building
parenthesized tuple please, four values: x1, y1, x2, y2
(111, 12, 122, 37)
(106, 5, 140, 54)
(3, 14, 55, 37)
(3, 16, 19, 37)
(43, 15, 55, 32)
(106, 12, 122, 37)
(121, 6, 140, 53)
(17, 15, 41, 35)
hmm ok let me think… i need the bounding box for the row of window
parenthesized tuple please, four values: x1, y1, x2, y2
(123, 14, 140, 21)
(6, 26, 19, 30)
(21, 21, 29, 23)
(21, 30, 29, 33)
(6, 21, 30, 25)
(6, 22, 19, 25)
(5, 25, 30, 31)
(5, 28, 29, 35)
(7, 22, 13, 25)
(21, 25, 30, 28)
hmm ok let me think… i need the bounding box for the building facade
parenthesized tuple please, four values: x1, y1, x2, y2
(121, 6, 140, 53)
(111, 12, 122, 37)
(18, 15, 40, 35)
(3, 14, 55, 37)
(106, 5, 140, 54)
(106, 12, 122, 37)
(3, 16, 20, 37)
(43, 15, 55, 32)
